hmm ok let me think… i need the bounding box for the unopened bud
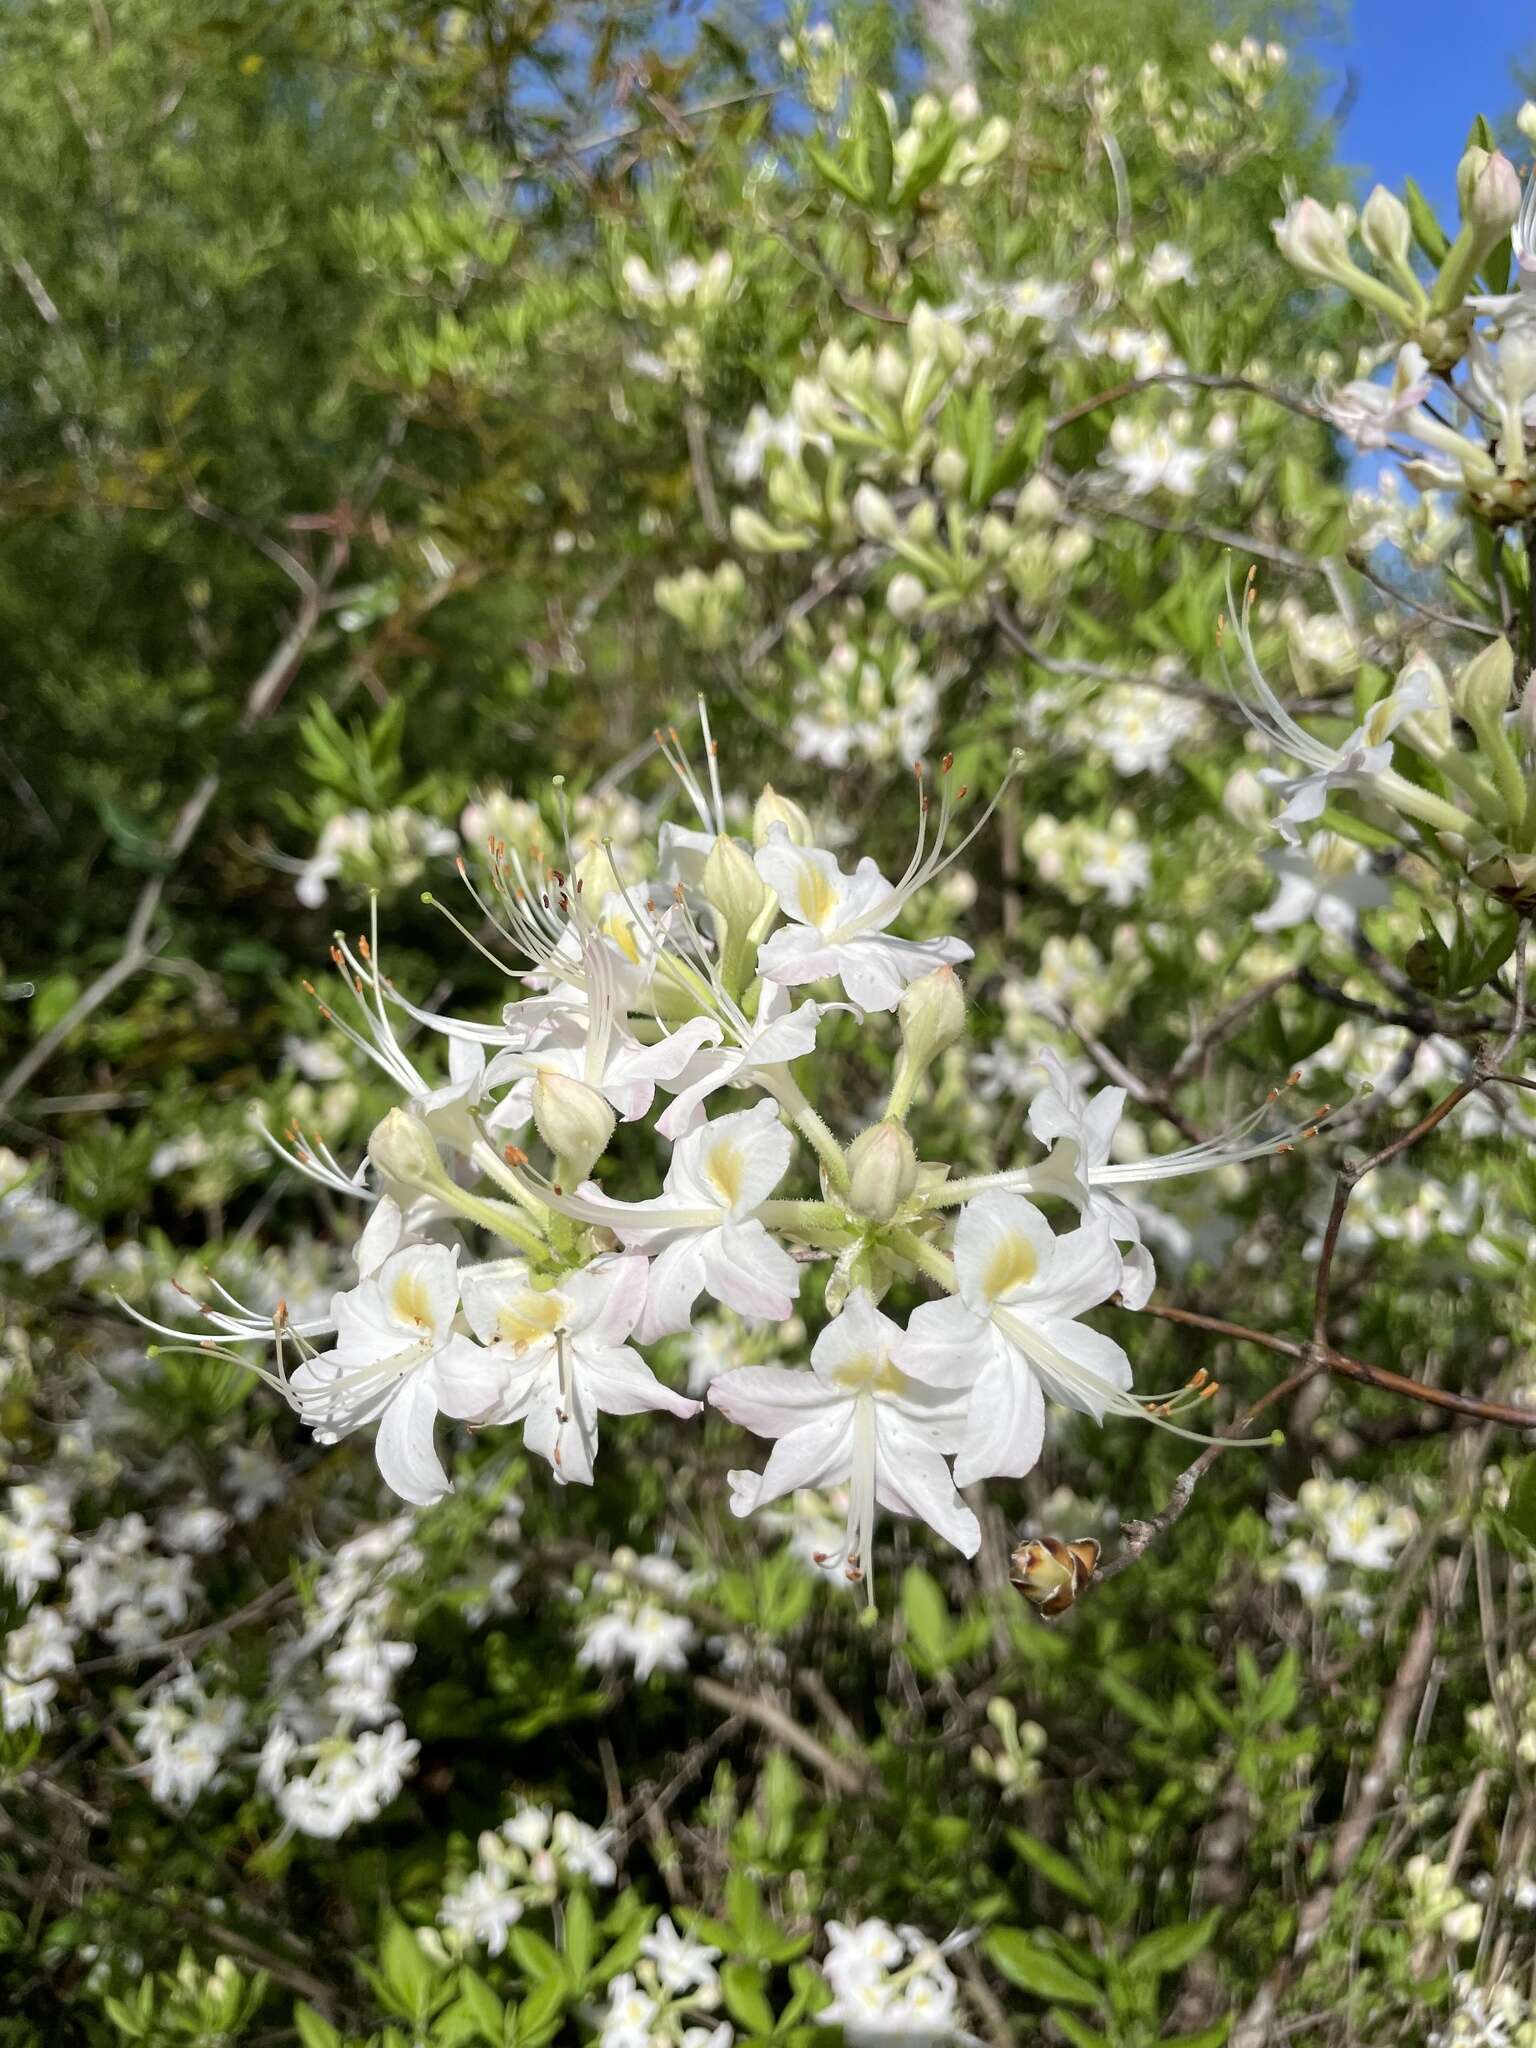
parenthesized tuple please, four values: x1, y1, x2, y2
(1456, 636, 1514, 732)
(368, 1109, 450, 1195)
(1461, 148, 1521, 235)
(886, 571, 926, 623)
(532, 1071, 615, 1183)
(853, 483, 900, 541)
(1360, 185, 1413, 274)
(1222, 765, 1270, 831)
(1272, 196, 1352, 281)
(701, 832, 770, 930)
(729, 505, 805, 555)
(1009, 1535, 1100, 1617)
(931, 445, 969, 493)
(846, 1120, 919, 1222)
(752, 784, 815, 848)
(889, 965, 966, 1117)
(1396, 651, 1453, 756)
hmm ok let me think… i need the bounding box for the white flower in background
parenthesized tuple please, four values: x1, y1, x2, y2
(157, 1504, 233, 1555)
(1252, 837, 1394, 937)
(274, 1722, 419, 1838)
(1, 1606, 76, 1733)
(0, 1179, 92, 1275)
(639, 1916, 722, 1995)
(713, 1290, 979, 1590)
(132, 1675, 245, 1810)
(0, 1482, 70, 1602)
(440, 1867, 525, 1954)
(1326, 341, 1433, 451)
(821, 1919, 967, 2044)
(1143, 241, 1195, 289)
(1080, 816, 1151, 904)
(895, 1194, 1129, 1485)
(1103, 415, 1207, 497)
(578, 1594, 697, 1682)
(449, 1255, 698, 1486)
(754, 837, 972, 1012)
(1429, 1971, 1534, 2048)
(593, 1101, 800, 1341)
(290, 1243, 489, 1505)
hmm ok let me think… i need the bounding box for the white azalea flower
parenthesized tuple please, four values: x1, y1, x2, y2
(754, 837, 972, 1013)
(590, 1100, 801, 1341)
(1024, 1048, 1155, 1308)
(1252, 837, 1394, 937)
(712, 1289, 979, 1591)
(290, 1243, 484, 1506)
(655, 985, 824, 1138)
(446, 1254, 697, 1486)
(894, 1194, 1128, 1485)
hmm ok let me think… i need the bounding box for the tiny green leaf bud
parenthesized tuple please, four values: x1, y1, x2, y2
(532, 1071, 615, 1184)
(846, 1119, 919, 1223)
(752, 784, 815, 847)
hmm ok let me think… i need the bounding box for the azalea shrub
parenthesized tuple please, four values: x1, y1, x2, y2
(8, 2, 1536, 2045)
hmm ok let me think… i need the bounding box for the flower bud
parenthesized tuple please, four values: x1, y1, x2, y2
(532, 1071, 615, 1184)
(1222, 765, 1269, 831)
(752, 784, 814, 847)
(889, 965, 966, 1117)
(931, 445, 969, 493)
(730, 505, 806, 554)
(1520, 102, 1536, 147)
(898, 964, 965, 1066)
(1460, 148, 1521, 235)
(845, 1120, 919, 1222)
(1456, 636, 1514, 731)
(1009, 1535, 1100, 1617)
(852, 483, 899, 541)
(701, 832, 770, 930)
(1360, 185, 1412, 274)
(886, 571, 926, 623)
(1395, 651, 1453, 756)
(1272, 196, 1353, 281)
(368, 1108, 450, 1194)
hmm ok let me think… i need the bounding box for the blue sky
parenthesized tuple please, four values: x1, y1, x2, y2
(1320, 0, 1534, 218)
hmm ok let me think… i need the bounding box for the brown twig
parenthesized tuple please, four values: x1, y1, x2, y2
(692, 1675, 875, 1799)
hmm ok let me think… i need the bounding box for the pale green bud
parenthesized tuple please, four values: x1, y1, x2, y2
(730, 505, 808, 554)
(1273, 196, 1353, 281)
(1460, 148, 1520, 234)
(1457, 636, 1514, 730)
(906, 497, 938, 543)
(368, 1108, 450, 1194)
(532, 1070, 615, 1184)
(873, 344, 908, 400)
(886, 571, 926, 622)
(1360, 185, 1412, 274)
(931, 445, 969, 493)
(889, 965, 966, 1117)
(852, 482, 899, 540)
(1396, 651, 1453, 756)
(752, 784, 815, 847)
(846, 1120, 919, 1222)
(702, 832, 770, 929)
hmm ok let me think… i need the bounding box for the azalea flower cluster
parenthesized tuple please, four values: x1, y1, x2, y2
(439, 1800, 617, 1957)
(140, 731, 1324, 1597)
(1267, 1476, 1417, 1619)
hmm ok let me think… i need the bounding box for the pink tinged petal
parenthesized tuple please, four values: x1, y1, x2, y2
(374, 1373, 451, 1506)
(952, 1348, 1045, 1488)
(872, 1422, 981, 1557)
(634, 1237, 707, 1342)
(702, 1220, 798, 1322)
(710, 1364, 845, 1439)
(433, 1335, 514, 1422)
(580, 1344, 700, 1420)
(726, 1405, 856, 1515)
(951, 1192, 1056, 1313)
(891, 1295, 990, 1388)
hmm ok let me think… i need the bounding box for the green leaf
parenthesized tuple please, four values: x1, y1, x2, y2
(901, 1565, 954, 1672)
(805, 141, 872, 207)
(1403, 178, 1450, 264)
(1506, 1457, 1536, 1545)
(1162, 2022, 1233, 2048)
(510, 1928, 563, 1982)
(1049, 2010, 1113, 2048)
(721, 1961, 776, 2034)
(986, 1929, 1102, 2005)
(294, 2007, 342, 2048)
(1126, 1910, 1222, 1980)
(563, 1892, 597, 1983)
(453, 1971, 504, 2045)
(1005, 1829, 1098, 1908)
(858, 86, 894, 208)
